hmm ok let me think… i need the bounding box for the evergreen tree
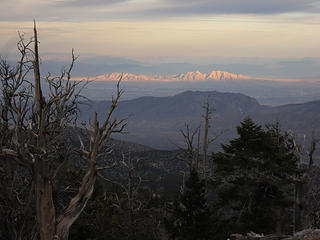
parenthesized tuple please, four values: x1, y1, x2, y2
(211, 117, 301, 236)
(165, 169, 212, 240)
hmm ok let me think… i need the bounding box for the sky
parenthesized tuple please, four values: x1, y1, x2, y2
(1, 0, 320, 76)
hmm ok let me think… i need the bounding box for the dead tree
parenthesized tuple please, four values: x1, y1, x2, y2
(0, 22, 126, 240)
(179, 97, 223, 179)
(291, 129, 320, 232)
(305, 129, 320, 228)
(114, 153, 143, 239)
(179, 123, 201, 173)
(202, 98, 211, 178)
(0, 32, 35, 240)
(308, 129, 319, 169)
(96, 152, 162, 240)
(201, 97, 223, 178)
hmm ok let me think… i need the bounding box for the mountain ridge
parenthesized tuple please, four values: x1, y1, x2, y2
(74, 70, 303, 82)
(79, 90, 320, 152)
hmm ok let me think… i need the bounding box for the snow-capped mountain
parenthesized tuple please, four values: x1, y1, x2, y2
(83, 71, 253, 82)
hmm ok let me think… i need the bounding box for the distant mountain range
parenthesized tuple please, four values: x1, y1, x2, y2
(80, 90, 320, 154)
(75, 71, 302, 82)
(74, 72, 320, 106)
(40, 55, 320, 80)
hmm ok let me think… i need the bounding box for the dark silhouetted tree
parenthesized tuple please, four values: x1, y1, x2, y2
(211, 117, 301, 237)
(165, 168, 211, 240)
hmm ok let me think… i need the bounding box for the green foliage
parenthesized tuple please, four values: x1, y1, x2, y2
(165, 169, 212, 240)
(211, 117, 301, 236)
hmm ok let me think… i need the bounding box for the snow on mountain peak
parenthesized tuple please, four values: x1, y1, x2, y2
(83, 70, 254, 82)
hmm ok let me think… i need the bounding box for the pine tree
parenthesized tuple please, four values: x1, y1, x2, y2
(165, 168, 212, 240)
(211, 117, 300, 236)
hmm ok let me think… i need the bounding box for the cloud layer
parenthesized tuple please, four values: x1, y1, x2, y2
(1, 0, 319, 65)
(151, 0, 319, 15)
(54, 0, 126, 7)
(1, 0, 320, 21)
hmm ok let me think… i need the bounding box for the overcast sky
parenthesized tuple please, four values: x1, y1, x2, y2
(1, 0, 320, 66)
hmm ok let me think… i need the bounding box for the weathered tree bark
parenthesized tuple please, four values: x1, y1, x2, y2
(32, 21, 57, 240)
(56, 162, 96, 240)
(35, 159, 56, 240)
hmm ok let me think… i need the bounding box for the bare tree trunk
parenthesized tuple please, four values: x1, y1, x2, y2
(179, 124, 200, 172)
(291, 137, 303, 234)
(56, 97, 125, 239)
(308, 130, 317, 169)
(33, 21, 57, 240)
(306, 130, 318, 228)
(35, 159, 56, 240)
(55, 114, 100, 239)
(202, 98, 210, 178)
(56, 163, 96, 240)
